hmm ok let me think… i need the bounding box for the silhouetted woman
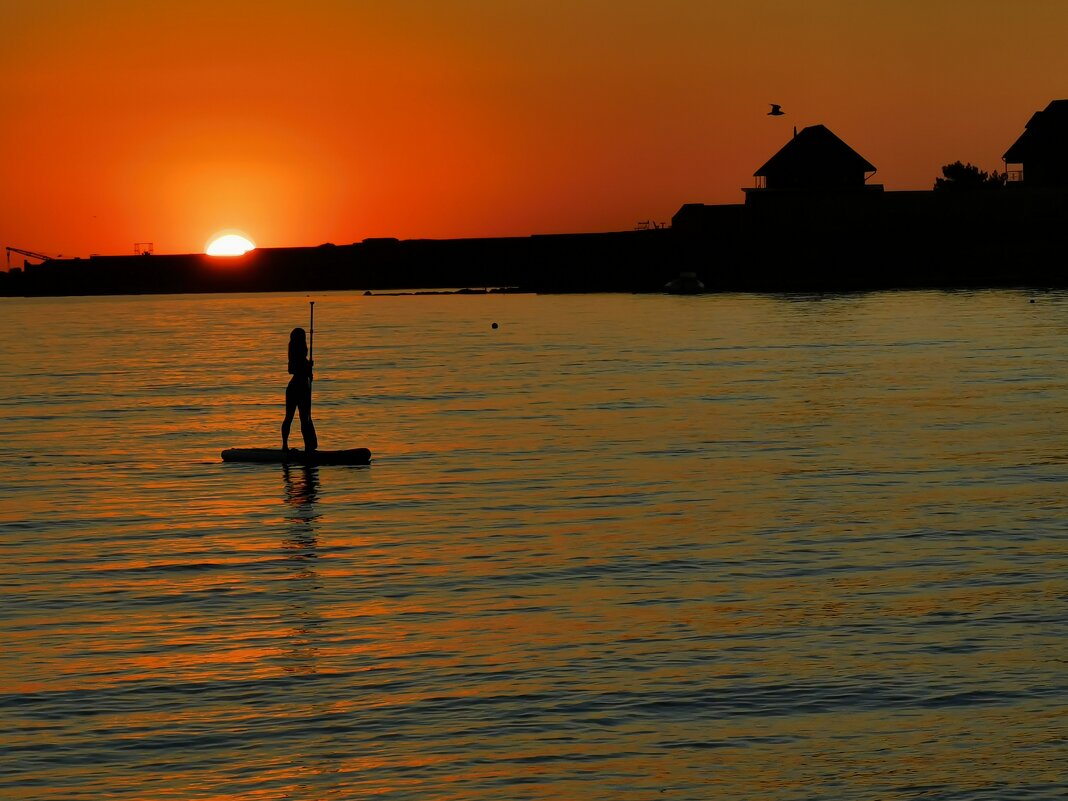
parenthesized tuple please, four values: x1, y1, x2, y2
(282, 327, 318, 452)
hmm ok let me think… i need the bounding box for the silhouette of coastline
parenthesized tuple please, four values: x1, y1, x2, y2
(5, 100, 1068, 296)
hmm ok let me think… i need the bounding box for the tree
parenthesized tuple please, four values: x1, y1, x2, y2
(934, 161, 1007, 191)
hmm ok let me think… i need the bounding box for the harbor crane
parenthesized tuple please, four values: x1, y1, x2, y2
(5, 246, 56, 269)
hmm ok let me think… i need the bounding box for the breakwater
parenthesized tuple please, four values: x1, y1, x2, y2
(1, 230, 676, 297)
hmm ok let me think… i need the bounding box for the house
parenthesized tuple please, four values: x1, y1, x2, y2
(1003, 99, 1068, 186)
(749, 124, 878, 192)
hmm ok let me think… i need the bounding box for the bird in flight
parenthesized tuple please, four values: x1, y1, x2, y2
(768, 104, 784, 116)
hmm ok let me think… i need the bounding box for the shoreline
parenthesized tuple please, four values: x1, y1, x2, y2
(6, 184, 1068, 298)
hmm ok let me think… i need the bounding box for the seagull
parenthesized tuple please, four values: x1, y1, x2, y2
(768, 104, 784, 116)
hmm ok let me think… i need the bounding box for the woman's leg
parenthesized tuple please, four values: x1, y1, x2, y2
(282, 383, 298, 450)
(297, 389, 318, 451)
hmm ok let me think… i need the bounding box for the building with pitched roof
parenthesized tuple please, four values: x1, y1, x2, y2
(751, 124, 878, 191)
(1002, 99, 1068, 186)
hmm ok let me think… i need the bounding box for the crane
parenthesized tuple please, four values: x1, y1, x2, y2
(5, 246, 55, 269)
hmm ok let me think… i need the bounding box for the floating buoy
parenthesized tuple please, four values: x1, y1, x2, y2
(491, 322, 499, 329)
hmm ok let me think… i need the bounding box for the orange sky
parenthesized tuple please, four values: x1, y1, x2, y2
(2, 0, 1067, 259)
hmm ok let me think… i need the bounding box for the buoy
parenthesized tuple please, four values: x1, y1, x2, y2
(491, 322, 499, 329)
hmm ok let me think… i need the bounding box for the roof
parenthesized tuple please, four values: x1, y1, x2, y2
(754, 124, 876, 177)
(1003, 99, 1068, 163)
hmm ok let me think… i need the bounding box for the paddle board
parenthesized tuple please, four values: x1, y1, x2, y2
(221, 448, 371, 465)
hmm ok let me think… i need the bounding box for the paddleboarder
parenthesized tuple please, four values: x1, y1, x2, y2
(282, 327, 318, 453)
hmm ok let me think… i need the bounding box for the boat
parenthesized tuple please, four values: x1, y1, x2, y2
(664, 271, 705, 294)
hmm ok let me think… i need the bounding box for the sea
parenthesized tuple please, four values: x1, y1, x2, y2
(1, 289, 1065, 800)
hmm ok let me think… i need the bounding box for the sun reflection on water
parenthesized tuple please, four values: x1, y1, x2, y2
(1, 291, 1066, 800)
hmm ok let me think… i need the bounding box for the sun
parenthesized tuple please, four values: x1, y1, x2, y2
(206, 232, 256, 256)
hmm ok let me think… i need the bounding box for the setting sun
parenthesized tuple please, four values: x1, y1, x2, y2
(206, 233, 255, 256)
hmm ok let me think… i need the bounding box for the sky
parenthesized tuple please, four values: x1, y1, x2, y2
(2, 0, 1067, 259)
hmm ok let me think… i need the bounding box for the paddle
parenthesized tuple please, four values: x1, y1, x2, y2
(305, 299, 319, 450)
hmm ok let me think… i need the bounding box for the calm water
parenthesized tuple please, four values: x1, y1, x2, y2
(1, 290, 1066, 800)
